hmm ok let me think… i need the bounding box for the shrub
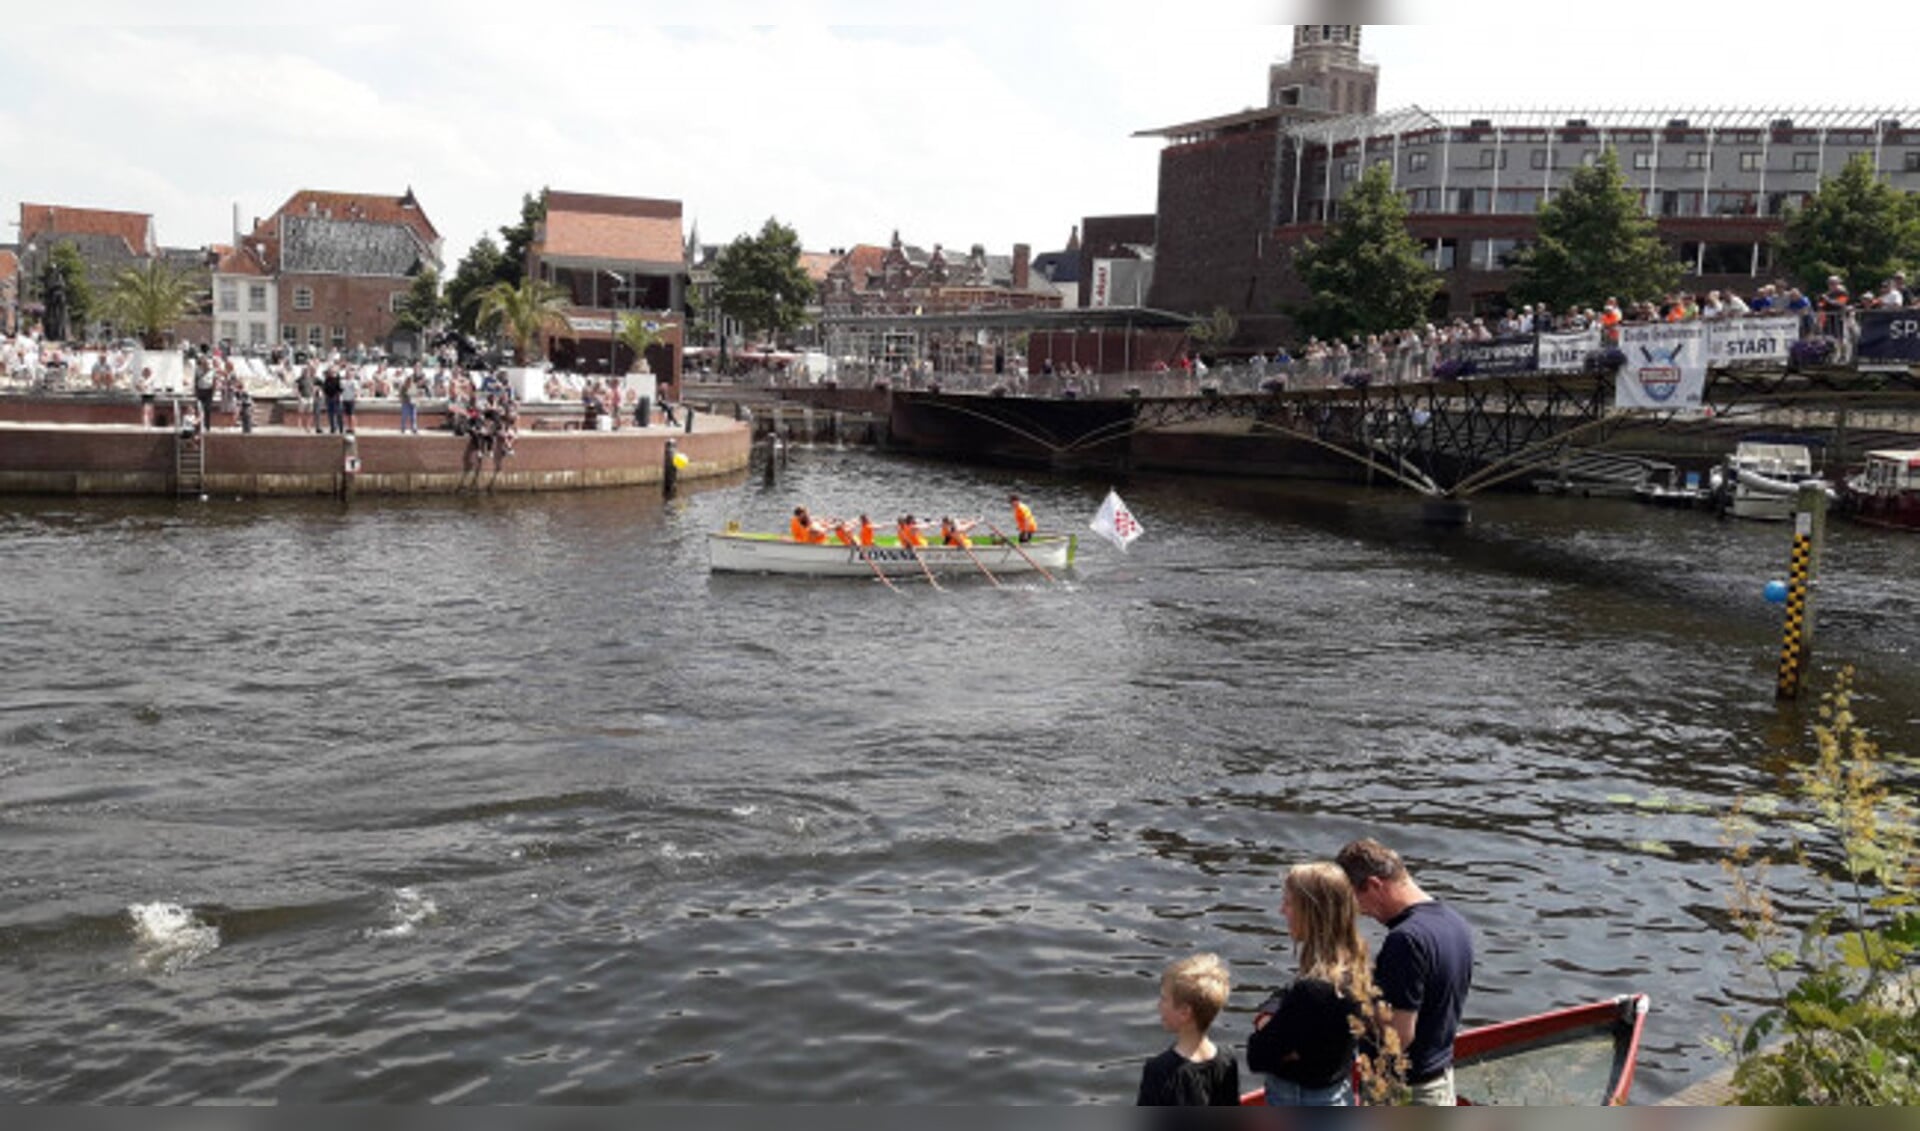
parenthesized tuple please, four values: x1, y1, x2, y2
(1722, 668, 1920, 1105)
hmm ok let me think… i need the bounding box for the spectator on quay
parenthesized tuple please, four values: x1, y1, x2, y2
(1247, 862, 1378, 1106)
(398, 368, 421, 434)
(340, 367, 360, 433)
(322, 366, 344, 434)
(193, 355, 216, 429)
(1135, 953, 1240, 1107)
(292, 363, 315, 432)
(1337, 838, 1474, 1108)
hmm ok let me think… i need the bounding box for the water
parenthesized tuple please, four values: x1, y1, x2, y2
(2, 447, 1916, 1103)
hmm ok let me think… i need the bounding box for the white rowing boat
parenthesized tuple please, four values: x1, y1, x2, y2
(707, 531, 1076, 577)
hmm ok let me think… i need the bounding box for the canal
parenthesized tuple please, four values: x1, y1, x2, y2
(2, 446, 1916, 1102)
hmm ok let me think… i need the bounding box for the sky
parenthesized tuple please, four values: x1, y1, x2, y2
(4, 2, 1915, 271)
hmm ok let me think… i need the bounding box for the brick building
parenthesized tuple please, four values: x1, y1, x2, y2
(16, 202, 161, 338)
(1137, 25, 1920, 345)
(818, 232, 1061, 370)
(1, 250, 18, 336)
(231, 187, 442, 357)
(527, 189, 688, 386)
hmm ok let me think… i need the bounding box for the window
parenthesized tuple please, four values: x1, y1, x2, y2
(248, 322, 267, 346)
(218, 320, 238, 342)
(308, 325, 324, 347)
(1341, 160, 1359, 181)
(293, 286, 313, 311)
(1407, 150, 1430, 173)
(282, 324, 299, 344)
(1740, 152, 1763, 171)
(248, 284, 267, 312)
(390, 291, 405, 314)
(1479, 148, 1507, 169)
(1432, 239, 1457, 271)
(1905, 152, 1920, 172)
(1530, 150, 1549, 170)
(218, 281, 238, 312)
(331, 326, 347, 348)
(1794, 152, 1819, 172)
(1632, 151, 1654, 170)
(1684, 151, 1709, 170)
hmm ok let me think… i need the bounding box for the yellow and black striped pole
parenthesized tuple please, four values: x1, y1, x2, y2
(1776, 482, 1829, 701)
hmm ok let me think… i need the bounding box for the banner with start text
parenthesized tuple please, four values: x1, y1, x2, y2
(1616, 323, 1708, 410)
(1707, 315, 1799, 365)
(1538, 328, 1602, 372)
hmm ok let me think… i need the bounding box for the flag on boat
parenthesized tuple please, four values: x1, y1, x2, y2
(1089, 489, 1143, 552)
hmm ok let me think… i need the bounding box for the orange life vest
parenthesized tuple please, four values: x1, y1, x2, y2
(943, 526, 971, 549)
(1013, 501, 1037, 535)
(791, 515, 828, 544)
(899, 523, 925, 549)
(834, 524, 856, 547)
(859, 519, 876, 547)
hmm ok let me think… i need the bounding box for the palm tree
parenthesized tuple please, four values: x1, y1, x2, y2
(616, 313, 660, 373)
(105, 259, 202, 348)
(472, 277, 570, 364)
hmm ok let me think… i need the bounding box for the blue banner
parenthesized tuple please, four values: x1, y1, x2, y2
(1856, 310, 1920, 371)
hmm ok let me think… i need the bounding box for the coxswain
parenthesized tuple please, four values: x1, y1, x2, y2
(1009, 493, 1038, 544)
(790, 506, 829, 544)
(897, 513, 929, 549)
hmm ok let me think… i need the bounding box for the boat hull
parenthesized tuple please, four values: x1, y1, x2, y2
(708, 532, 1076, 577)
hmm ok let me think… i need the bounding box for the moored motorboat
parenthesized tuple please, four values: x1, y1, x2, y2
(1709, 441, 1826, 521)
(708, 530, 1076, 577)
(1838, 448, 1920, 531)
(1238, 994, 1650, 1106)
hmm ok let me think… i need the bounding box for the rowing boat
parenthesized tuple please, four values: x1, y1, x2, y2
(1238, 994, 1649, 1106)
(707, 530, 1077, 578)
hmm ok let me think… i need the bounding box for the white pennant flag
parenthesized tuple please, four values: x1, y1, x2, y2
(1089, 489, 1144, 552)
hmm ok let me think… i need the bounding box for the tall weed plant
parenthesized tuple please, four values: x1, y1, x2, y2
(1723, 668, 1920, 1104)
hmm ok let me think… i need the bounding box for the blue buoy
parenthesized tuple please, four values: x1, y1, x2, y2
(1764, 580, 1789, 605)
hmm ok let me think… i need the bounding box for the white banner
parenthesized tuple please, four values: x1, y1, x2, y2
(1707, 315, 1798, 365)
(1539, 328, 1601, 372)
(1616, 323, 1708, 410)
(1089, 260, 1114, 308)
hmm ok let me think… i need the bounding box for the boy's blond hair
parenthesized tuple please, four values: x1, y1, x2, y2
(1161, 952, 1231, 1032)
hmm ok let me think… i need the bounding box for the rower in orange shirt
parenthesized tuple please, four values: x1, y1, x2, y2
(789, 506, 830, 544)
(858, 513, 877, 547)
(940, 516, 977, 549)
(1009, 493, 1039, 544)
(897, 513, 930, 549)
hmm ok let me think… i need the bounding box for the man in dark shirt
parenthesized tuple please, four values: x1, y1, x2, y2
(1337, 838, 1474, 1106)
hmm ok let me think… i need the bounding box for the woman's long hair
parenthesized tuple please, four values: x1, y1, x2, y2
(1285, 861, 1375, 1005)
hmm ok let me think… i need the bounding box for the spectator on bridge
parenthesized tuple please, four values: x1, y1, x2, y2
(1724, 290, 1751, 317)
(1820, 276, 1850, 311)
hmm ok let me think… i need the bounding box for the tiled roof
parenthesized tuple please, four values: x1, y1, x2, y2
(539, 191, 684, 266)
(214, 242, 270, 278)
(19, 202, 154, 256)
(280, 215, 425, 276)
(797, 251, 838, 285)
(273, 188, 439, 243)
(838, 244, 888, 283)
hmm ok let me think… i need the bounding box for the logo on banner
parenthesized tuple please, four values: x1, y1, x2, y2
(1637, 345, 1685, 403)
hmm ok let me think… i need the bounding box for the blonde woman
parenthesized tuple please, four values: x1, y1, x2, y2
(1246, 862, 1377, 1106)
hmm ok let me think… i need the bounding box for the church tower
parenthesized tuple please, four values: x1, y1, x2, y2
(1268, 25, 1378, 117)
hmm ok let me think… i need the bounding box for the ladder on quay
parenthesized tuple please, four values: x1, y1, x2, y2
(173, 398, 206, 497)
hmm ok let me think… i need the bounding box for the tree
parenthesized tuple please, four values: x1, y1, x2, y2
(446, 235, 507, 336)
(392, 267, 448, 356)
(36, 241, 95, 339)
(473, 277, 570, 364)
(1777, 153, 1920, 297)
(102, 259, 202, 348)
(1290, 164, 1441, 342)
(616, 313, 660, 374)
(712, 218, 813, 344)
(496, 190, 547, 288)
(1510, 148, 1680, 311)
(1187, 305, 1238, 358)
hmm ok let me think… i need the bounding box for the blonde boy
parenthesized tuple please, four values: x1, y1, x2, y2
(1135, 952, 1241, 1106)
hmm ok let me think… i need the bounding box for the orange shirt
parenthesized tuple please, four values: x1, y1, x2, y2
(791, 516, 828, 544)
(859, 519, 875, 547)
(833, 524, 856, 547)
(1013, 501, 1037, 535)
(943, 527, 971, 549)
(899, 523, 926, 549)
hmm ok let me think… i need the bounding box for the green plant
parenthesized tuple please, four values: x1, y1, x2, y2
(103, 259, 202, 348)
(1289, 163, 1441, 343)
(1722, 668, 1920, 1104)
(616, 313, 659, 373)
(473, 277, 570, 364)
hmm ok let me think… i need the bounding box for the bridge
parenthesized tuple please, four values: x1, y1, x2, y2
(878, 362, 1920, 498)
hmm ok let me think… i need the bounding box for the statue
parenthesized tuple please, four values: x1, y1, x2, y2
(41, 262, 69, 343)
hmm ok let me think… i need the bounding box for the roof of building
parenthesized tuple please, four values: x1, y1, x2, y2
(836, 244, 890, 283)
(280, 214, 427, 276)
(1284, 105, 1920, 146)
(18, 202, 156, 257)
(272, 188, 439, 243)
(798, 251, 838, 286)
(539, 190, 685, 267)
(1032, 250, 1081, 285)
(213, 241, 270, 278)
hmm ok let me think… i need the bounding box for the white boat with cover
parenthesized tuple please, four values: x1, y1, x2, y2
(1711, 441, 1826, 521)
(708, 531, 1077, 577)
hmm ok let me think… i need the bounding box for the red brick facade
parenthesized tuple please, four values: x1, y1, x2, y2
(277, 274, 412, 356)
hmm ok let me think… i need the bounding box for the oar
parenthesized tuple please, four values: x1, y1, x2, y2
(986, 521, 1056, 584)
(840, 523, 903, 595)
(953, 531, 1002, 587)
(902, 538, 944, 591)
